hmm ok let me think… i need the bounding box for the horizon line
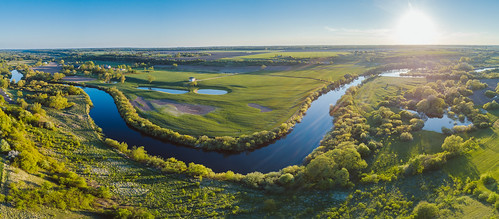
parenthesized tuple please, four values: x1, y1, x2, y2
(1, 44, 499, 51)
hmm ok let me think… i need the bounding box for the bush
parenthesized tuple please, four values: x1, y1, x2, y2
(480, 173, 496, 185)
(413, 201, 439, 219)
(485, 90, 497, 98)
(400, 132, 413, 142)
(0, 139, 11, 152)
(484, 100, 499, 110)
(263, 199, 277, 212)
(441, 135, 464, 154)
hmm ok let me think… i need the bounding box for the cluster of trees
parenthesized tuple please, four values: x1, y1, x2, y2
(402, 79, 491, 128)
(21, 83, 79, 110)
(64, 61, 131, 83)
(0, 100, 110, 211)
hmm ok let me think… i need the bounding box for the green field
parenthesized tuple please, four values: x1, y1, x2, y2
(224, 51, 350, 60)
(88, 68, 330, 136)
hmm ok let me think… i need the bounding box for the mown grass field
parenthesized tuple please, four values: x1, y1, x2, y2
(87, 62, 361, 136)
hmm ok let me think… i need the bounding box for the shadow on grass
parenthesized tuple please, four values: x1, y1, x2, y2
(443, 155, 480, 181)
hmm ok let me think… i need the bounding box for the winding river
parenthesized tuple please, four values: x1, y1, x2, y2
(83, 76, 365, 174)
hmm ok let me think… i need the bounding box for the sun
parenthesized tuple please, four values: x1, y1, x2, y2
(395, 10, 438, 44)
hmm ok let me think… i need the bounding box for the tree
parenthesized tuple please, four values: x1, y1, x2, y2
(120, 75, 126, 84)
(400, 132, 413, 141)
(30, 102, 45, 114)
(484, 100, 499, 110)
(0, 139, 11, 152)
(17, 80, 25, 88)
(53, 73, 65, 81)
(172, 63, 178, 68)
(261, 64, 267, 70)
(413, 201, 439, 219)
(441, 135, 464, 153)
(147, 75, 155, 84)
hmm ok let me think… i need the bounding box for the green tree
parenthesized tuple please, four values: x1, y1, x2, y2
(442, 135, 464, 153)
(53, 73, 65, 81)
(413, 201, 439, 219)
(147, 75, 155, 84)
(0, 139, 11, 152)
(400, 132, 413, 141)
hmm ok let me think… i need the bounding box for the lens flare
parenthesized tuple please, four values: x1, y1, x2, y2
(395, 10, 437, 44)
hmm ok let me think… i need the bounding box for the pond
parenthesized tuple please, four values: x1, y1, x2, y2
(403, 109, 472, 133)
(475, 67, 497, 73)
(83, 76, 364, 174)
(10, 70, 23, 83)
(137, 87, 189, 94)
(195, 89, 228, 95)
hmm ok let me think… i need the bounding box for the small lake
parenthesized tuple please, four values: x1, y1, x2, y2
(403, 109, 472, 133)
(10, 70, 23, 83)
(196, 89, 228, 95)
(137, 87, 189, 94)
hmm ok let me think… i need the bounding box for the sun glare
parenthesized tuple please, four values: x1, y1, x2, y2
(395, 10, 438, 44)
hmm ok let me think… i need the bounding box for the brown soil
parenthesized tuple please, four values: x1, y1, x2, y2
(63, 76, 96, 83)
(248, 103, 273, 112)
(31, 62, 62, 74)
(131, 96, 215, 115)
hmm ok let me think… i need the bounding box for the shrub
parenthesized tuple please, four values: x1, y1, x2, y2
(441, 135, 464, 154)
(485, 90, 497, 98)
(400, 132, 413, 142)
(0, 139, 11, 152)
(484, 100, 499, 110)
(263, 199, 277, 212)
(278, 173, 294, 185)
(413, 201, 439, 219)
(480, 173, 496, 185)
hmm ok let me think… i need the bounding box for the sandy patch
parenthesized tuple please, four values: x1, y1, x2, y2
(248, 103, 273, 112)
(131, 96, 215, 115)
(131, 96, 154, 111)
(63, 76, 96, 82)
(31, 62, 62, 74)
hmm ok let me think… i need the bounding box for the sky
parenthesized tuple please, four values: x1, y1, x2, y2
(0, 0, 498, 49)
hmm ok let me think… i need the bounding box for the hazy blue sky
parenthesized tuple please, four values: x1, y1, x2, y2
(0, 0, 497, 48)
